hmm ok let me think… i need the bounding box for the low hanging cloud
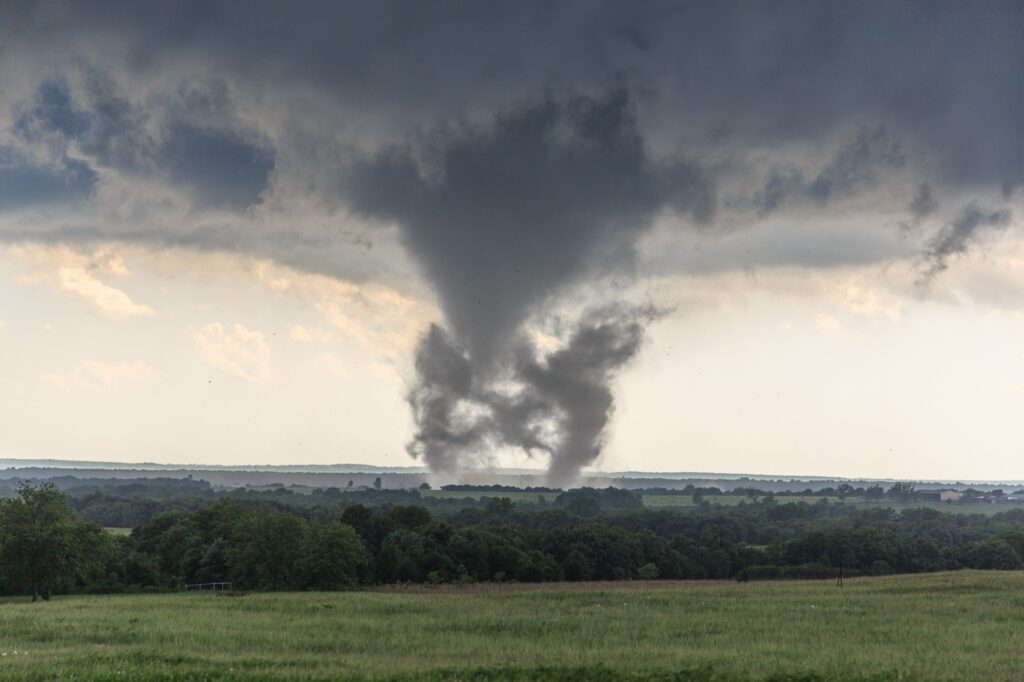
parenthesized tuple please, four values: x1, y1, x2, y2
(749, 127, 906, 216)
(909, 183, 938, 222)
(191, 322, 271, 383)
(917, 203, 1014, 289)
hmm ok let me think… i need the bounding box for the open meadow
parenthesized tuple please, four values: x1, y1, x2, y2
(0, 571, 1022, 681)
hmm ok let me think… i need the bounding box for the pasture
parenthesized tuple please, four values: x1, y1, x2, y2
(237, 487, 1023, 516)
(0, 571, 1022, 680)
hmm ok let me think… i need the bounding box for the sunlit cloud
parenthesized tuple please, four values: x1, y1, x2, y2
(288, 324, 333, 343)
(827, 277, 903, 321)
(815, 314, 841, 336)
(191, 322, 270, 383)
(43, 360, 155, 392)
(316, 352, 349, 380)
(10, 245, 155, 319)
(251, 262, 433, 361)
(128, 247, 435, 363)
(52, 266, 155, 319)
(367, 361, 401, 385)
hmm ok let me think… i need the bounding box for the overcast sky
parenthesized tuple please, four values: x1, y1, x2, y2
(1, 1, 1023, 480)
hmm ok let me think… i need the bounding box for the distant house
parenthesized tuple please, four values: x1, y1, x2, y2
(917, 489, 963, 502)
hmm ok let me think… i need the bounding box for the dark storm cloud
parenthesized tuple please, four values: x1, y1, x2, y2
(156, 124, 274, 210)
(750, 170, 804, 217)
(898, 182, 939, 233)
(917, 203, 1013, 288)
(4, 0, 1022, 192)
(909, 183, 938, 222)
(345, 90, 710, 361)
(2, 1, 1021, 228)
(808, 128, 905, 205)
(749, 127, 906, 216)
(13, 80, 91, 140)
(346, 90, 705, 481)
(9, 78, 274, 211)
(14, 78, 148, 171)
(0, 147, 97, 209)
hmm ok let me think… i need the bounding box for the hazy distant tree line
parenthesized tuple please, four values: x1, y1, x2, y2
(0, 476, 999, 530)
(3, 483, 1024, 598)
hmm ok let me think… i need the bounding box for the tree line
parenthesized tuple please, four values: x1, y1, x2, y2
(3, 483, 1024, 598)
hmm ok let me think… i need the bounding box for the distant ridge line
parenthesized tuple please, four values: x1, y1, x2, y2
(0, 458, 1022, 486)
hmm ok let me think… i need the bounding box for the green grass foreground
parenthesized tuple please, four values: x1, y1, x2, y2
(0, 571, 1022, 681)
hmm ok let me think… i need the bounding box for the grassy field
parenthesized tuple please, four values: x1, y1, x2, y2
(0, 572, 1023, 680)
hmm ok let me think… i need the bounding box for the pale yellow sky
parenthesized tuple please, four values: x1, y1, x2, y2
(3, 230, 1024, 480)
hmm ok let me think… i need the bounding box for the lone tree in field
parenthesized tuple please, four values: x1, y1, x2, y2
(888, 482, 917, 503)
(0, 482, 77, 601)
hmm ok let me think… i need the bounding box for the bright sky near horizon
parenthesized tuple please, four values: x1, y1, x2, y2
(2, 2, 1023, 481)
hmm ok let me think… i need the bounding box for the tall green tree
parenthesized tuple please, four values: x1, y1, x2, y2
(1, 483, 76, 601)
(301, 522, 370, 589)
(226, 510, 306, 590)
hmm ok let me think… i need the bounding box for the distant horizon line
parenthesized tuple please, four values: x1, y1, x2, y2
(1, 457, 1022, 486)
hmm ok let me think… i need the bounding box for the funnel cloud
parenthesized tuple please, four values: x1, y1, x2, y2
(408, 306, 656, 485)
(347, 91, 709, 481)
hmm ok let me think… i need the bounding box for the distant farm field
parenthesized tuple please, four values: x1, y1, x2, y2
(641, 494, 842, 507)
(256, 488, 1024, 516)
(420, 490, 556, 504)
(850, 500, 1017, 516)
(420, 491, 827, 506)
(1, 572, 1023, 680)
